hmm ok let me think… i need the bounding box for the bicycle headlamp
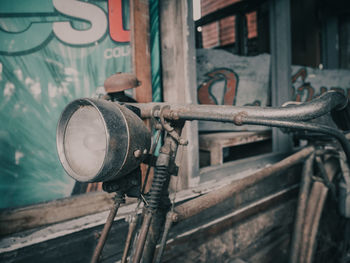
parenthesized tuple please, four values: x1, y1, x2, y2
(56, 98, 151, 183)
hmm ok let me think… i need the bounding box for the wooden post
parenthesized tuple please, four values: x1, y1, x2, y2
(322, 16, 339, 69)
(130, 0, 152, 103)
(235, 13, 248, 55)
(269, 0, 292, 153)
(129, 0, 153, 189)
(159, 0, 199, 189)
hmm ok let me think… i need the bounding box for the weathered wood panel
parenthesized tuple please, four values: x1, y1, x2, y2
(0, 153, 302, 263)
(0, 151, 290, 237)
(130, 0, 152, 104)
(0, 191, 116, 236)
(159, 0, 199, 189)
(269, 0, 293, 152)
(199, 130, 271, 165)
(162, 189, 297, 262)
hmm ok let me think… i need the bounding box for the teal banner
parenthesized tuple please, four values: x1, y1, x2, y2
(0, 0, 134, 208)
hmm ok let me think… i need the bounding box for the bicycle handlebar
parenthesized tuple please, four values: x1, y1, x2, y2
(126, 91, 350, 165)
(129, 90, 349, 124)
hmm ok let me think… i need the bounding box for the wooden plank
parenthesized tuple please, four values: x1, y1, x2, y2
(0, 151, 283, 238)
(159, 0, 199, 189)
(0, 191, 117, 236)
(199, 151, 289, 182)
(199, 130, 271, 151)
(199, 130, 271, 165)
(247, 233, 290, 263)
(321, 16, 339, 69)
(210, 145, 224, 166)
(161, 187, 298, 262)
(0, 162, 301, 262)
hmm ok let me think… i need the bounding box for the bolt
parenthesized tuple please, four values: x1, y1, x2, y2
(93, 231, 101, 239)
(170, 111, 180, 120)
(131, 179, 138, 185)
(233, 111, 247, 126)
(179, 138, 188, 145)
(134, 149, 142, 158)
(171, 212, 179, 222)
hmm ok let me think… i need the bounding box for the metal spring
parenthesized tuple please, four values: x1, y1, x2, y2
(148, 166, 168, 211)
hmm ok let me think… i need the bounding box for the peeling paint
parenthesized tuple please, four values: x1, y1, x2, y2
(4, 82, 15, 99)
(48, 83, 57, 98)
(15, 151, 24, 165)
(14, 68, 23, 81)
(26, 78, 42, 100)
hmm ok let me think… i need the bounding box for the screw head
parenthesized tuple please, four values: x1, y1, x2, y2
(134, 149, 142, 158)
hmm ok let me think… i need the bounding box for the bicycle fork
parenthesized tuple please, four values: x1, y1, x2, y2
(131, 123, 183, 263)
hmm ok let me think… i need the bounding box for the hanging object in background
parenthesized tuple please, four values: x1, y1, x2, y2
(103, 72, 141, 102)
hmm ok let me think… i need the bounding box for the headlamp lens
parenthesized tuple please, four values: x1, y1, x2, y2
(64, 106, 107, 178)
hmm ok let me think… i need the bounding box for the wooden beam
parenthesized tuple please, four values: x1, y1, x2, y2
(161, 187, 298, 262)
(321, 16, 339, 69)
(129, 0, 153, 190)
(159, 0, 199, 189)
(0, 191, 117, 236)
(130, 0, 152, 103)
(235, 12, 248, 55)
(0, 157, 302, 262)
(269, 0, 293, 152)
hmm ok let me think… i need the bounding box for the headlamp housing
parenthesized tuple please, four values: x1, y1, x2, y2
(56, 98, 151, 183)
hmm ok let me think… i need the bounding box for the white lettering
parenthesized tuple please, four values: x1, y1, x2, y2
(14, 69, 23, 81)
(113, 47, 121, 57)
(103, 46, 130, 59)
(104, 48, 113, 59)
(52, 0, 107, 45)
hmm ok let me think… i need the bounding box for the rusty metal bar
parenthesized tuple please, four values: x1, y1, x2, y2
(173, 146, 314, 222)
(131, 91, 347, 123)
(121, 214, 139, 263)
(299, 183, 322, 263)
(90, 194, 124, 263)
(296, 155, 339, 263)
(154, 211, 176, 263)
(304, 157, 339, 263)
(241, 117, 350, 167)
(131, 211, 152, 263)
(289, 153, 314, 263)
(129, 91, 350, 165)
(142, 208, 168, 263)
(121, 130, 161, 263)
(131, 127, 181, 263)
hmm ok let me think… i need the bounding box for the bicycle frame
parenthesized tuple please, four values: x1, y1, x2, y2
(121, 91, 349, 263)
(69, 90, 350, 263)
